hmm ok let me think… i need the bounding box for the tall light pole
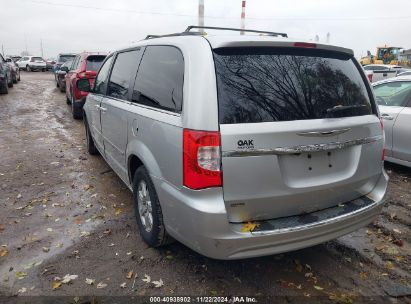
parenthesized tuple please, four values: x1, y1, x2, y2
(241, 0, 246, 35)
(40, 39, 44, 58)
(198, 0, 204, 27)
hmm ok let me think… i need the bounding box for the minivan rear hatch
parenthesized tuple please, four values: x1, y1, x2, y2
(214, 46, 384, 223)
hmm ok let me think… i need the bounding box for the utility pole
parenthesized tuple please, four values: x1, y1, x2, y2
(241, 0, 246, 35)
(40, 39, 44, 58)
(198, 0, 204, 27)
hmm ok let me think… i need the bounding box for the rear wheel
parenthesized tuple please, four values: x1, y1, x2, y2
(12, 72, 17, 84)
(7, 74, 13, 88)
(42, 68, 46, 72)
(71, 91, 82, 119)
(0, 77, 8, 94)
(133, 166, 172, 247)
(84, 116, 98, 155)
(17, 70, 20, 81)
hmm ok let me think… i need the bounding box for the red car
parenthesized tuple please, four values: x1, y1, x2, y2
(65, 52, 107, 119)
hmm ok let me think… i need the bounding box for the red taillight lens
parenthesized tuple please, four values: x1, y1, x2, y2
(183, 129, 222, 190)
(294, 42, 317, 48)
(367, 73, 373, 82)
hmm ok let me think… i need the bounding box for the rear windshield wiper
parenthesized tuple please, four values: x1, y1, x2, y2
(326, 104, 367, 114)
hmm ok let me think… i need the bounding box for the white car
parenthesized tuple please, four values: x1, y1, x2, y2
(16, 56, 47, 72)
(373, 76, 411, 168)
(363, 64, 402, 82)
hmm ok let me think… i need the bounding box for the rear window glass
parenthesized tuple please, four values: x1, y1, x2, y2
(86, 55, 106, 71)
(214, 47, 374, 124)
(59, 55, 75, 63)
(31, 57, 43, 61)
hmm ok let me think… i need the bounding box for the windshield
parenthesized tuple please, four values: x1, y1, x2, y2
(374, 81, 411, 106)
(214, 47, 374, 124)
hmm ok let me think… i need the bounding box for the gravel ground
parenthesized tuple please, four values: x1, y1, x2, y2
(0, 72, 410, 303)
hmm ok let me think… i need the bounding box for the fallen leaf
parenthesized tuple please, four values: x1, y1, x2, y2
(16, 272, 27, 280)
(85, 278, 95, 285)
(142, 274, 151, 283)
(17, 194, 22, 199)
(241, 222, 259, 232)
(42, 247, 50, 253)
(96, 282, 107, 289)
(56, 243, 64, 248)
(0, 248, 8, 257)
(120, 282, 127, 288)
(61, 274, 78, 284)
(393, 229, 401, 234)
(314, 285, 324, 291)
(126, 271, 133, 279)
(152, 278, 164, 288)
(18, 287, 27, 293)
(80, 231, 91, 237)
(359, 272, 368, 280)
(385, 261, 394, 270)
(52, 280, 62, 290)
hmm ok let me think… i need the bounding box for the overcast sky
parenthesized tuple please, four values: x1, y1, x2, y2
(1, 0, 410, 59)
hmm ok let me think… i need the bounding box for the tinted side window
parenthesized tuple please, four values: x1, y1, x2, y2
(132, 46, 184, 112)
(94, 56, 114, 95)
(108, 50, 142, 100)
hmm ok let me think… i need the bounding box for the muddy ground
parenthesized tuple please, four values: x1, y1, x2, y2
(0, 72, 410, 303)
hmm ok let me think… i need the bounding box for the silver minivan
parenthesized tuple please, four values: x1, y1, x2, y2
(80, 26, 388, 259)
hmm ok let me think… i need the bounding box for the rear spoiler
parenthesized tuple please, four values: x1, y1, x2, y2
(209, 40, 354, 56)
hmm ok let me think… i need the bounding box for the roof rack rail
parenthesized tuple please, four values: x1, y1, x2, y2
(144, 31, 203, 40)
(185, 25, 288, 38)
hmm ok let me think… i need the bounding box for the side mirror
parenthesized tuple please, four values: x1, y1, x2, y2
(77, 78, 91, 92)
(60, 66, 69, 73)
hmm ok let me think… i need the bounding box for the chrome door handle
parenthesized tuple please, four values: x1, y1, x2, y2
(381, 114, 394, 120)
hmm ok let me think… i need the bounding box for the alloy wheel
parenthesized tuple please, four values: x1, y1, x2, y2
(137, 181, 153, 232)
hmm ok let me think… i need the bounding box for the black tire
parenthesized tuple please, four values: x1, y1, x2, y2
(42, 68, 46, 72)
(71, 92, 82, 119)
(56, 81, 59, 88)
(133, 166, 171, 247)
(17, 71, 20, 81)
(60, 84, 65, 93)
(84, 116, 98, 155)
(26, 65, 31, 72)
(0, 78, 8, 94)
(12, 73, 17, 84)
(8, 74, 13, 88)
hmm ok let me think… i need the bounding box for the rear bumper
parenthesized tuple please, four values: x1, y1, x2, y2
(28, 65, 46, 70)
(156, 171, 388, 260)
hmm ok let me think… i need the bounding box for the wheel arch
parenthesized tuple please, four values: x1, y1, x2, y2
(127, 141, 162, 186)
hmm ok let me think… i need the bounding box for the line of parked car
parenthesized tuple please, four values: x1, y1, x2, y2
(53, 52, 107, 119)
(0, 54, 21, 94)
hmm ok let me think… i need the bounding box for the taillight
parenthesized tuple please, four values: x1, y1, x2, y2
(294, 42, 317, 48)
(183, 129, 222, 190)
(77, 72, 86, 78)
(367, 73, 373, 82)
